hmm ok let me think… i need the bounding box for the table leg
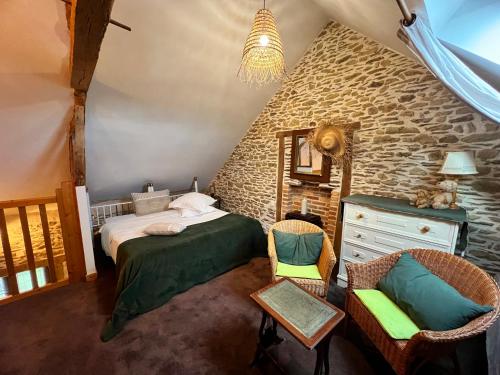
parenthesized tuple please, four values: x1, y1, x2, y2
(314, 342, 324, 375)
(251, 311, 268, 367)
(323, 333, 332, 375)
(314, 333, 333, 375)
(272, 318, 284, 345)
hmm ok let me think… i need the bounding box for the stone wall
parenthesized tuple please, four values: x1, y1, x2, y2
(210, 22, 500, 273)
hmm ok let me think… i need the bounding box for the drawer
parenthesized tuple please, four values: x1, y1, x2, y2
(341, 241, 386, 262)
(344, 203, 456, 246)
(343, 223, 452, 253)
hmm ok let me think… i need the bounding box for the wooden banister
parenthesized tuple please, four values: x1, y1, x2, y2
(0, 180, 87, 303)
(0, 197, 56, 209)
(0, 208, 19, 295)
(39, 204, 57, 283)
(56, 181, 86, 283)
(18, 206, 39, 289)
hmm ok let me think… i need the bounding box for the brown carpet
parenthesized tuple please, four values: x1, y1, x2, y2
(0, 257, 377, 375)
(0, 254, 495, 375)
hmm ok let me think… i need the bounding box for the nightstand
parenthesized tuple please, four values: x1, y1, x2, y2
(284, 211, 323, 228)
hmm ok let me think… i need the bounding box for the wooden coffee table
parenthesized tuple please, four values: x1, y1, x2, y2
(250, 277, 345, 375)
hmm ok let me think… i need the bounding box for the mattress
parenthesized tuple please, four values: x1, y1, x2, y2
(100, 208, 228, 262)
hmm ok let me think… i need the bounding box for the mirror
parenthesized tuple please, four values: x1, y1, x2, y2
(290, 129, 331, 183)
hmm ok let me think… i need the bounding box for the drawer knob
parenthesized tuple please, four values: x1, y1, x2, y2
(356, 213, 364, 219)
(420, 225, 430, 234)
(355, 234, 362, 239)
(354, 253, 361, 258)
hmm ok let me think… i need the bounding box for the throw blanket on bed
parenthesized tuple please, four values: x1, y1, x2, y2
(101, 213, 266, 341)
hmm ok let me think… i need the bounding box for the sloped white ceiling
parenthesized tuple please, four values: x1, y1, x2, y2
(313, 0, 500, 90)
(311, 0, 426, 60)
(86, 0, 329, 201)
(434, 0, 500, 90)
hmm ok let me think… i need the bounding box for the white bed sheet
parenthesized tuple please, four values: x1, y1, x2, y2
(100, 208, 229, 263)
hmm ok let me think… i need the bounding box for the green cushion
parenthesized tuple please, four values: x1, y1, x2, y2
(276, 262, 322, 280)
(273, 229, 323, 265)
(378, 252, 493, 331)
(354, 289, 420, 339)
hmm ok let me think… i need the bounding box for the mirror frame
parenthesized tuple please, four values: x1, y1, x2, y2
(290, 129, 331, 183)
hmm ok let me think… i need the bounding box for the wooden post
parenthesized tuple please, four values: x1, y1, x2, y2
(69, 91, 86, 186)
(332, 124, 361, 264)
(56, 181, 87, 283)
(67, 0, 117, 186)
(274, 128, 314, 221)
(275, 135, 285, 221)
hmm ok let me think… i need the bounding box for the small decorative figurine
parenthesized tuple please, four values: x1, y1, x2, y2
(431, 180, 458, 210)
(412, 189, 432, 209)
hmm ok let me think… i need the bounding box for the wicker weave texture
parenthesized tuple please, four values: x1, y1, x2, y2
(238, 8, 286, 85)
(268, 220, 336, 298)
(345, 248, 500, 375)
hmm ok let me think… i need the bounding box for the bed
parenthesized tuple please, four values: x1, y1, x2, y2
(98, 207, 267, 341)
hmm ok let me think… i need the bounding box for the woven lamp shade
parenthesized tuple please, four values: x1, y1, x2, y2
(238, 8, 286, 85)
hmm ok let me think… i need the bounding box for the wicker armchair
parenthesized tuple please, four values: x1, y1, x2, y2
(345, 249, 500, 375)
(268, 220, 336, 298)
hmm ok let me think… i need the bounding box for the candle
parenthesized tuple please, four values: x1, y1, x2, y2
(301, 197, 308, 215)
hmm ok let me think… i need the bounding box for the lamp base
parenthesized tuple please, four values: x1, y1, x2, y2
(449, 202, 459, 210)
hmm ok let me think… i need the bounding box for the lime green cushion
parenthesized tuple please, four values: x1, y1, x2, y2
(273, 229, 323, 265)
(354, 289, 420, 339)
(276, 262, 322, 280)
(378, 252, 493, 331)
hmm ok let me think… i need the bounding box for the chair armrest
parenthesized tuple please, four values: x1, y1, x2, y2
(318, 234, 336, 285)
(346, 253, 400, 290)
(408, 306, 500, 348)
(267, 231, 278, 279)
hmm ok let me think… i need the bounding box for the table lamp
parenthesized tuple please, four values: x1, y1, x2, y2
(438, 151, 478, 209)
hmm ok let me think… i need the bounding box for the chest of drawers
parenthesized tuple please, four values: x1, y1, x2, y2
(337, 194, 467, 287)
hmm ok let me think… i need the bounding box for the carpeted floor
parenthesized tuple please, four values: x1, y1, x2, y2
(0, 251, 497, 375)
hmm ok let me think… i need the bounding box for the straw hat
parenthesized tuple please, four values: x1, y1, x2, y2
(309, 122, 346, 158)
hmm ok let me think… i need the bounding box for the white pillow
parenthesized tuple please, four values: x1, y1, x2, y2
(169, 192, 216, 212)
(132, 189, 170, 216)
(143, 222, 186, 236)
(179, 206, 215, 218)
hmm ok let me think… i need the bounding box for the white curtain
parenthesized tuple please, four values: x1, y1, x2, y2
(400, 16, 500, 124)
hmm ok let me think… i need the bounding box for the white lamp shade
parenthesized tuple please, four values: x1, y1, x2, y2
(439, 151, 478, 175)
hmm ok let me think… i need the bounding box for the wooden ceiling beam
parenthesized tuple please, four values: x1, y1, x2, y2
(69, 0, 115, 92)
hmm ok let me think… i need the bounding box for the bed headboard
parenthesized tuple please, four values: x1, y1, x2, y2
(90, 177, 200, 229)
(91, 193, 189, 229)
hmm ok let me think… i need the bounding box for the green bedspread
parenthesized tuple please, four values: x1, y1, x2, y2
(101, 213, 267, 341)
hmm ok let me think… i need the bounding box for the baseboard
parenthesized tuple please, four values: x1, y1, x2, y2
(85, 272, 98, 282)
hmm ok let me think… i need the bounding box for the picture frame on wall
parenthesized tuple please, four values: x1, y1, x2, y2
(290, 129, 331, 183)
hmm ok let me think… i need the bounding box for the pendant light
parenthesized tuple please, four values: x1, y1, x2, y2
(238, 0, 286, 85)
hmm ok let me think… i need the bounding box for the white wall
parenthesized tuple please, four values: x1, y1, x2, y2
(0, 0, 72, 200)
(86, 0, 329, 201)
